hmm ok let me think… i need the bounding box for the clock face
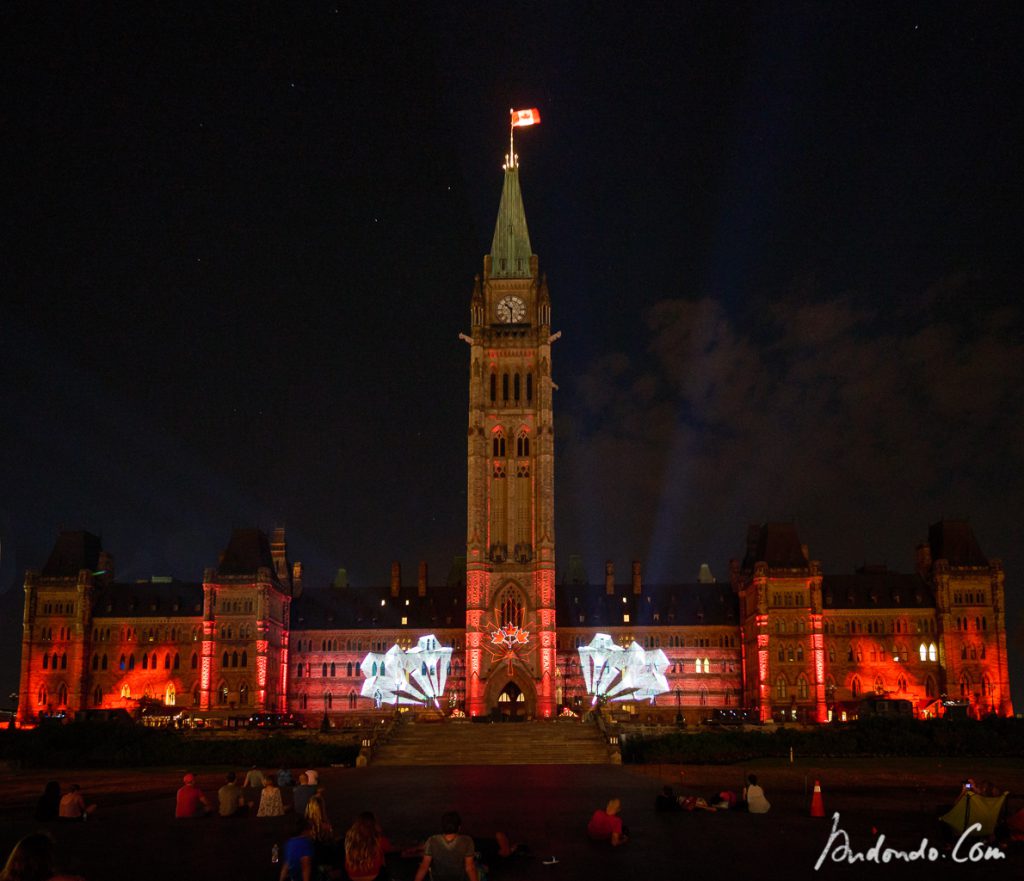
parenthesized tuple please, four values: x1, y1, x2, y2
(497, 295, 526, 323)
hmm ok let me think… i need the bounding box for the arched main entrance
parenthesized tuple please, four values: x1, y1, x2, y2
(483, 668, 537, 721)
(497, 682, 525, 721)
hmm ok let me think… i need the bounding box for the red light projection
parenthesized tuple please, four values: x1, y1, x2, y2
(810, 614, 827, 723)
(756, 614, 770, 723)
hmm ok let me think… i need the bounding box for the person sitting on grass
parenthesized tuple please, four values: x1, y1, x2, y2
(587, 798, 629, 846)
(33, 783, 61, 822)
(279, 815, 317, 881)
(258, 775, 286, 817)
(413, 811, 479, 881)
(175, 773, 212, 818)
(217, 771, 247, 817)
(0, 832, 85, 881)
(742, 774, 770, 814)
(344, 812, 389, 881)
(58, 785, 96, 821)
(292, 773, 317, 819)
(655, 786, 681, 812)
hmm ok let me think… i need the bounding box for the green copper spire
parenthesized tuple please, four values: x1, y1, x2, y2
(489, 154, 534, 278)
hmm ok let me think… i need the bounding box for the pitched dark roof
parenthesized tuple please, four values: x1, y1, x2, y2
(217, 529, 276, 577)
(41, 531, 103, 578)
(742, 523, 809, 570)
(90, 581, 204, 618)
(555, 582, 739, 628)
(290, 585, 466, 631)
(928, 520, 988, 567)
(822, 569, 933, 610)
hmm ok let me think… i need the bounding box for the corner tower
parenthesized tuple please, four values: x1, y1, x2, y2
(464, 147, 557, 718)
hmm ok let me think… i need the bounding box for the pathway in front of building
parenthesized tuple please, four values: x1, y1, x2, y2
(1, 763, 1020, 880)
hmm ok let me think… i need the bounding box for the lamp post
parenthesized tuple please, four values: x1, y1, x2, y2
(675, 687, 683, 726)
(8, 692, 17, 729)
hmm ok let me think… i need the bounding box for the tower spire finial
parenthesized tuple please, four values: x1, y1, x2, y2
(507, 107, 517, 170)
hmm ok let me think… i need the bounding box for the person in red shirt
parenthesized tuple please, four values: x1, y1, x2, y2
(587, 798, 628, 846)
(175, 773, 212, 818)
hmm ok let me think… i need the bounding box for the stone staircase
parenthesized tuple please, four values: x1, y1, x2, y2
(370, 718, 613, 766)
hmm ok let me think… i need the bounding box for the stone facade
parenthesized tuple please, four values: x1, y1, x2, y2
(16, 154, 1013, 727)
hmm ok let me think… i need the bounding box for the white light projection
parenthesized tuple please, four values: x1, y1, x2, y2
(360, 635, 453, 708)
(577, 633, 670, 705)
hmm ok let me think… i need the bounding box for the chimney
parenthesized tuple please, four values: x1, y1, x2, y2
(271, 527, 288, 579)
(291, 562, 303, 598)
(915, 543, 932, 577)
(418, 561, 428, 597)
(605, 560, 615, 595)
(801, 544, 810, 563)
(632, 560, 642, 595)
(97, 550, 115, 582)
(390, 561, 401, 598)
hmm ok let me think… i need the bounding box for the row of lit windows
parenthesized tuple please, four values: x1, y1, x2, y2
(953, 591, 986, 605)
(40, 602, 75, 615)
(213, 599, 255, 613)
(292, 638, 463, 654)
(489, 372, 534, 403)
(955, 616, 987, 631)
(821, 618, 936, 636)
(772, 593, 804, 607)
(295, 692, 361, 711)
(561, 634, 737, 650)
(91, 626, 201, 644)
(296, 659, 464, 679)
(219, 624, 253, 640)
(490, 430, 531, 458)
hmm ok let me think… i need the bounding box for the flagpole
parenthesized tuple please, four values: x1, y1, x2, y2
(508, 107, 515, 168)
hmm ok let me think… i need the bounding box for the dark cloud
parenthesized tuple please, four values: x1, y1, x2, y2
(559, 279, 1024, 591)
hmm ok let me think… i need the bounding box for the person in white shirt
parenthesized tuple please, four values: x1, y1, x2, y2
(743, 774, 771, 813)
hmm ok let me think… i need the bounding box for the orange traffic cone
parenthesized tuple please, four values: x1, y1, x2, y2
(810, 780, 825, 817)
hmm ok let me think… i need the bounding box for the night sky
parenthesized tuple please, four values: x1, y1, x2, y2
(3, 4, 1022, 706)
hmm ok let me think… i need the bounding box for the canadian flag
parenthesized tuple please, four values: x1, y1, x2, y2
(511, 108, 541, 127)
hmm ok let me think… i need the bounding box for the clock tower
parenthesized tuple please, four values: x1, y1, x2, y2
(464, 147, 557, 719)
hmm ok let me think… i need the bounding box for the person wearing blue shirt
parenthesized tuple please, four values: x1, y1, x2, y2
(280, 816, 316, 881)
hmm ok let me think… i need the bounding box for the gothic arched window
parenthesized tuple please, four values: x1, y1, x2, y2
(502, 373, 509, 401)
(490, 373, 497, 402)
(513, 373, 520, 400)
(498, 586, 524, 629)
(526, 373, 533, 401)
